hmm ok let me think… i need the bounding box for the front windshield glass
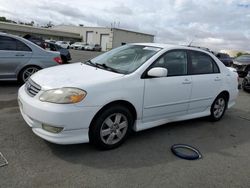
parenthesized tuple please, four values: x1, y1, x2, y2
(90, 45, 162, 74)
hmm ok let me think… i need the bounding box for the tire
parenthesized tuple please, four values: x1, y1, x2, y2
(89, 105, 134, 150)
(242, 79, 250, 92)
(18, 66, 40, 84)
(210, 94, 228, 121)
(62, 56, 68, 64)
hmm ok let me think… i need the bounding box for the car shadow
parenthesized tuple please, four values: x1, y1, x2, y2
(46, 109, 250, 170)
(0, 80, 21, 87)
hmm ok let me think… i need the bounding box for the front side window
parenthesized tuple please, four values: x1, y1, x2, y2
(152, 50, 188, 76)
(190, 51, 219, 74)
(89, 45, 162, 74)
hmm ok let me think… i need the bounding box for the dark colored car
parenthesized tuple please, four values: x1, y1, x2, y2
(232, 55, 250, 77)
(242, 71, 250, 92)
(23, 34, 45, 48)
(216, 53, 233, 67)
(44, 42, 71, 64)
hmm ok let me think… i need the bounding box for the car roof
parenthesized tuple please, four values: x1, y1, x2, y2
(132, 43, 213, 54)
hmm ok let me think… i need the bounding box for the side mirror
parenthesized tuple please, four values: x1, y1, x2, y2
(147, 67, 168, 77)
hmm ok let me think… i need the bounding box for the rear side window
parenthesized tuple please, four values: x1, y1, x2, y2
(152, 50, 188, 76)
(0, 36, 31, 51)
(190, 51, 219, 74)
(16, 40, 31, 51)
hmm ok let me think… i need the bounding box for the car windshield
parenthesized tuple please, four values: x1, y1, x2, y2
(88, 45, 162, 74)
(236, 55, 250, 61)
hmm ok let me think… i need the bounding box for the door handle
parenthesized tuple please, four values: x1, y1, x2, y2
(15, 54, 25, 57)
(182, 79, 192, 84)
(214, 77, 221, 81)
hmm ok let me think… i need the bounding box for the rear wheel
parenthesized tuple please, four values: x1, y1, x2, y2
(210, 94, 227, 121)
(19, 66, 40, 84)
(89, 105, 133, 150)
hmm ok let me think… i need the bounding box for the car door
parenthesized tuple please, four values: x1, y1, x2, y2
(142, 50, 192, 122)
(187, 50, 222, 114)
(0, 36, 32, 80)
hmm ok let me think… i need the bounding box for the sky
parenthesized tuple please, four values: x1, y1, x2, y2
(0, 0, 250, 51)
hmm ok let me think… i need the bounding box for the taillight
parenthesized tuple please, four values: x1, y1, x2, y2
(53, 57, 62, 64)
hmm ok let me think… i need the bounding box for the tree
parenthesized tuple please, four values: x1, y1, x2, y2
(0, 16, 7, 22)
(236, 52, 243, 57)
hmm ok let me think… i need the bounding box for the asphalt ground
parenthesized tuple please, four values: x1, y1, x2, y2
(0, 50, 250, 188)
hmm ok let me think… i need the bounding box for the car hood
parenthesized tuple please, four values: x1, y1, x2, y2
(31, 63, 124, 89)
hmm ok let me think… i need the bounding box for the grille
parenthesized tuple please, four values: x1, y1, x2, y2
(25, 79, 41, 97)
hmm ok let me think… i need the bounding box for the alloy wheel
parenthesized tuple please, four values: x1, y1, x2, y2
(213, 98, 226, 119)
(22, 67, 39, 82)
(100, 113, 128, 145)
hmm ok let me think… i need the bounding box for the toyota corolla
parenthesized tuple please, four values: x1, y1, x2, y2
(18, 44, 238, 149)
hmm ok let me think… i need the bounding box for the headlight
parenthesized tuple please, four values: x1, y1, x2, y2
(39, 88, 86, 104)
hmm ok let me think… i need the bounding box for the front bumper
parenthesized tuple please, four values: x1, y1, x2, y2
(242, 77, 250, 91)
(18, 85, 100, 144)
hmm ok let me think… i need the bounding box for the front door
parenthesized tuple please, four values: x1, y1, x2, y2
(143, 50, 192, 122)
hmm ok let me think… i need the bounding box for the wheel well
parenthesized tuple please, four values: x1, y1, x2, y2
(17, 65, 42, 80)
(218, 90, 230, 103)
(91, 100, 137, 125)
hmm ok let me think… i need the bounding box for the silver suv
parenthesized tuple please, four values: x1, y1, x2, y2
(0, 33, 62, 83)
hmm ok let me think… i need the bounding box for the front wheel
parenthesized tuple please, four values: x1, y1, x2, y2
(89, 105, 134, 150)
(210, 95, 227, 121)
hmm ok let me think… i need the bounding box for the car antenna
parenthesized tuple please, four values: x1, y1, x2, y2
(188, 38, 194, 47)
(187, 35, 197, 47)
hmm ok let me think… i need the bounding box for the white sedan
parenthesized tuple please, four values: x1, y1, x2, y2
(18, 44, 238, 149)
(55, 41, 70, 49)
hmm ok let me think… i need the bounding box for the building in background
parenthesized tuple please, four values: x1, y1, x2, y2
(0, 22, 81, 42)
(52, 25, 154, 51)
(0, 22, 154, 51)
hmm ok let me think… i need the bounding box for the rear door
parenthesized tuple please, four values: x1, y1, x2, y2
(187, 50, 222, 114)
(0, 36, 32, 79)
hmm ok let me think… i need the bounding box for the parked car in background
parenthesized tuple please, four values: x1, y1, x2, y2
(45, 39, 56, 43)
(216, 53, 233, 67)
(85, 44, 102, 51)
(0, 32, 62, 83)
(242, 71, 250, 92)
(23, 34, 45, 49)
(232, 55, 250, 77)
(18, 44, 238, 149)
(70, 42, 87, 50)
(44, 42, 71, 64)
(55, 41, 70, 49)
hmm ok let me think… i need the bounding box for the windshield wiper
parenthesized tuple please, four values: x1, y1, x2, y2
(95, 63, 122, 73)
(83, 60, 98, 68)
